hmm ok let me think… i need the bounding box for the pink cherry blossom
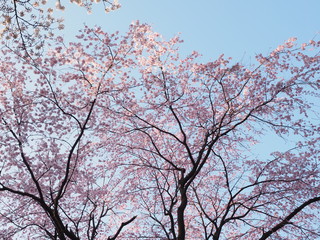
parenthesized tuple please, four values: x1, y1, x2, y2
(0, 22, 319, 239)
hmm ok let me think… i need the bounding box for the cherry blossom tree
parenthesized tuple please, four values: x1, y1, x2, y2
(0, 21, 319, 240)
(97, 24, 319, 239)
(0, 24, 133, 239)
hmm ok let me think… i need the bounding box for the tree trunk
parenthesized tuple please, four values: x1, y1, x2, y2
(177, 187, 188, 240)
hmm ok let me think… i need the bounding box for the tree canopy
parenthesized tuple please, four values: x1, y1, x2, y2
(0, 1, 319, 240)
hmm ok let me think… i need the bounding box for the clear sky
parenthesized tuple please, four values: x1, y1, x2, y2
(61, 0, 320, 61)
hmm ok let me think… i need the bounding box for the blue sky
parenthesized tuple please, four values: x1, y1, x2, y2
(62, 0, 320, 61)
